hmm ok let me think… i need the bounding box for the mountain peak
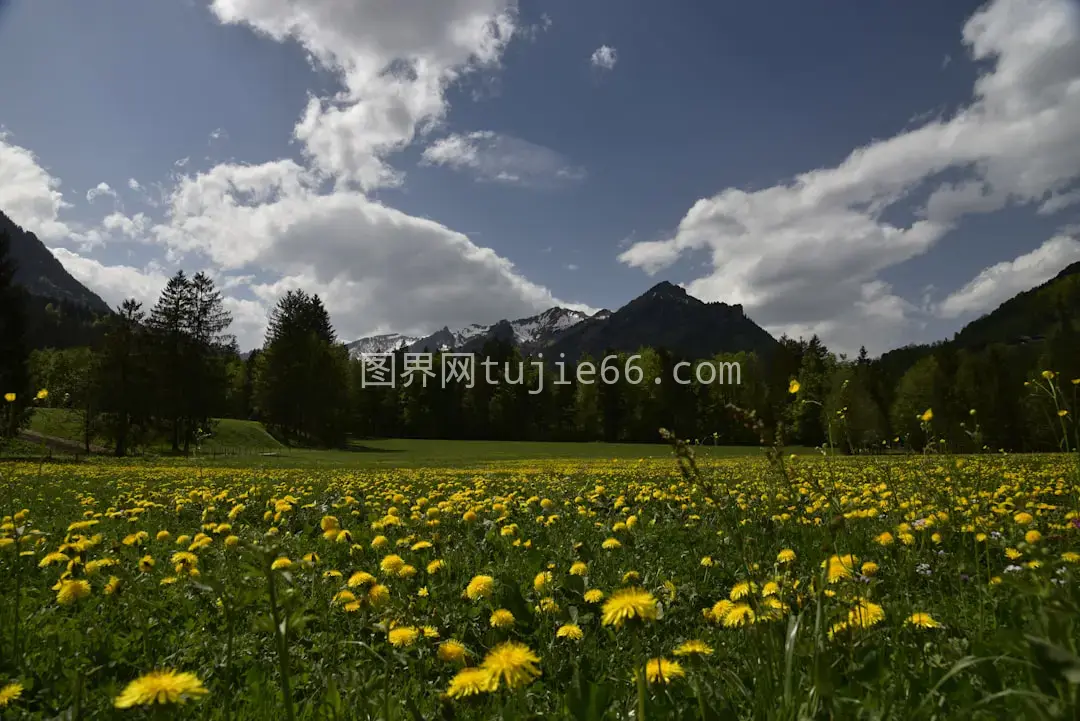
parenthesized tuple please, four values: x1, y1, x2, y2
(646, 280, 687, 297)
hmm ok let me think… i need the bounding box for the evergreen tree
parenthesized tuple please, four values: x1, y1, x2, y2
(182, 272, 234, 452)
(0, 230, 32, 443)
(148, 271, 192, 451)
(257, 290, 348, 446)
(96, 300, 153, 456)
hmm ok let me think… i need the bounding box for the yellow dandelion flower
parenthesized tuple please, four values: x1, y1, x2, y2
(438, 640, 468, 663)
(601, 587, 658, 628)
(465, 574, 495, 601)
(56, 579, 91, 605)
(388, 626, 419, 648)
(533, 571, 552, 592)
(489, 609, 515, 628)
(822, 554, 859, 583)
(480, 642, 541, 690)
(367, 584, 390, 606)
(556, 623, 584, 640)
(113, 669, 208, 708)
(848, 599, 885, 629)
(380, 554, 404, 575)
(0, 682, 24, 707)
(445, 667, 496, 699)
(723, 603, 755, 628)
(673, 640, 713, 656)
(906, 612, 942, 629)
(729, 580, 757, 601)
(644, 658, 685, 684)
(348, 571, 376, 588)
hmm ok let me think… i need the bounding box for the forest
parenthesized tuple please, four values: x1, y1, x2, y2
(3, 230, 1080, 456)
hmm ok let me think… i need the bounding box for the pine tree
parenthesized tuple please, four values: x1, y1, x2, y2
(148, 271, 192, 451)
(96, 300, 152, 456)
(0, 230, 32, 443)
(183, 272, 233, 452)
(257, 290, 348, 446)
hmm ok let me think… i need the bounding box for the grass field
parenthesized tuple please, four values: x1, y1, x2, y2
(27, 409, 283, 455)
(1, 451, 1078, 718)
(177, 438, 815, 469)
(20, 408, 810, 468)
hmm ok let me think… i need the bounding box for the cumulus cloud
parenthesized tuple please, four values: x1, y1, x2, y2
(590, 45, 617, 71)
(937, 233, 1080, 319)
(49, 247, 170, 310)
(421, 131, 585, 187)
(209, 0, 518, 190)
(147, 159, 578, 340)
(0, 131, 71, 239)
(102, 211, 151, 238)
(618, 0, 1080, 354)
(86, 182, 118, 204)
(3, 0, 576, 351)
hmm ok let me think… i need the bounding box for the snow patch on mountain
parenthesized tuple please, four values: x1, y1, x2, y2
(346, 333, 421, 357)
(346, 308, 593, 355)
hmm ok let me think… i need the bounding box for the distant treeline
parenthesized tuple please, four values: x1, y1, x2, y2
(3, 233, 1079, 455)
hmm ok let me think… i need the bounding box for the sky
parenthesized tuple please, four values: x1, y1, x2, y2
(1, 0, 1079, 355)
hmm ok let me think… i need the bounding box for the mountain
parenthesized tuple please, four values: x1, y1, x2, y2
(545, 281, 778, 360)
(347, 282, 778, 360)
(951, 260, 1080, 349)
(348, 307, 594, 358)
(1, 210, 111, 314)
(346, 333, 423, 356)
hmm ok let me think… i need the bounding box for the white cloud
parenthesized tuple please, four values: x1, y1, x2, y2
(210, 0, 518, 190)
(86, 182, 118, 204)
(590, 45, 617, 71)
(937, 233, 1080, 319)
(421, 131, 585, 187)
(147, 158, 580, 341)
(3, 0, 586, 352)
(49, 247, 170, 310)
(102, 211, 151, 238)
(618, 0, 1080, 354)
(0, 131, 71, 239)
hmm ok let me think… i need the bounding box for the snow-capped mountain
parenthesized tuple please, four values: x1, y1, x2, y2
(345, 284, 780, 361)
(508, 307, 592, 346)
(347, 307, 594, 356)
(345, 333, 421, 357)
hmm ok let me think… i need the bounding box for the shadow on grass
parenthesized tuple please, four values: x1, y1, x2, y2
(340, 441, 404, 454)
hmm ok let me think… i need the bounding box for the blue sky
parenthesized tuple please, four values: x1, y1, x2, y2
(1, 0, 1078, 354)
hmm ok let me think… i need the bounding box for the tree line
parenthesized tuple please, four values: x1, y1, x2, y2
(2, 237, 1078, 456)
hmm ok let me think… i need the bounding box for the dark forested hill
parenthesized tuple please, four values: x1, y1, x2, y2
(1, 210, 111, 349)
(952, 261, 1080, 349)
(1, 210, 111, 314)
